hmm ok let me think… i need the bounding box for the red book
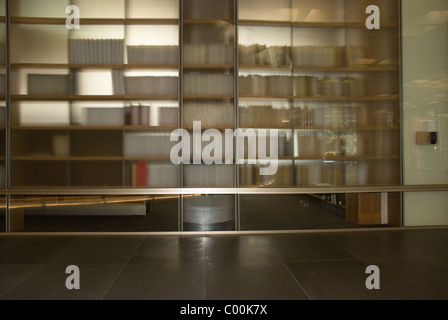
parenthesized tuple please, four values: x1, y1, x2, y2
(136, 161, 147, 187)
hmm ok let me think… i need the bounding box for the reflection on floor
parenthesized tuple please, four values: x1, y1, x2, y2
(1, 228, 448, 300)
(6, 194, 378, 233)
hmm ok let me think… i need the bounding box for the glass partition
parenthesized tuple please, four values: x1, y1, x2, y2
(4, 0, 436, 233)
(240, 192, 401, 230)
(0, 0, 5, 232)
(181, 0, 236, 231)
(402, 0, 448, 226)
(9, 0, 180, 188)
(10, 194, 179, 232)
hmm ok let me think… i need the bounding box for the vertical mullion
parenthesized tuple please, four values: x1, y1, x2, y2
(290, 0, 296, 187)
(178, 0, 183, 231)
(5, 0, 11, 232)
(234, 0, 239, 231)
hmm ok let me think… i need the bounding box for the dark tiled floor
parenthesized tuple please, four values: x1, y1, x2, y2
(1, 228, 448, 300)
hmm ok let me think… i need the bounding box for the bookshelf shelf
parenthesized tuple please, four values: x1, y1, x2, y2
(11, 17, 126, 25)
(239, 19, 398, 28)
(11, 17, 179, 26)
(11, 63, 179, 70)
(294, 155, 400, 161)
(184, 64, 234, 70)
(239, 95, 398, 101)
(11, 156, 69, 161)
(11, 95, 179, 101)
(183, 19, 234, 25)
(239, 65, 398, 72)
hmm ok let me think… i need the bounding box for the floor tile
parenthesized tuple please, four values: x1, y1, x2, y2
(130, 236, 205, 263)
(205, 260, 309, 300)
(205, 235, 279, 263)
(0, 237, 73, 264)
(50, 236, 144, 264)
(266, 234, 355, 261)
(285, 259, 415, 300)
(0, 264, 45, 297)
(364, 257, 448, 300)
(323, 230, 441, 260)
(0, 237, 25, 251)
(1, 263, 125, 300)
(103, 262, 206, 300)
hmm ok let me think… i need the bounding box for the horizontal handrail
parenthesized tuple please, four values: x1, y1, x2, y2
(1, 185, 447, 196)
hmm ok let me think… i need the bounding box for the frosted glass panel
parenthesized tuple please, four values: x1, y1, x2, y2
(13, 102, 70, 126)
(239, 0, 291, 21)
(10, 0, 70, 18)
(402, 0, 448, 185)
(127, 0, 179, 19)
(126, 25, 179, 46)
(404, 192, 448, 226)
(11, 25, 69, 64)
(292, 0, 345, 23)
(71, 0, 125, 18)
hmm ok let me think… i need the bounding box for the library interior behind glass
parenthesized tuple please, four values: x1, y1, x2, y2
(0, 0, 447, 232)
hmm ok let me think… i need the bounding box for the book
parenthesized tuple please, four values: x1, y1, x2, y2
(136, 161, 147, 187)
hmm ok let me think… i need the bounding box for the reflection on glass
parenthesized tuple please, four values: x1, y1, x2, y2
(240, 192, 401, 230)
(0, 4, 5, 191)
(238, 0, 400, 188)
(183, 194, 235, 231)
(0, 196, 5, 232)
(9, 195, 179, 232)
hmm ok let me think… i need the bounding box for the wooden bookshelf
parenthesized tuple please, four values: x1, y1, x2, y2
(7, 0, 401, 202)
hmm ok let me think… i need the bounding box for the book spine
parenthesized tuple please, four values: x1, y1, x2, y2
(136, 161, 147, 187)
(130, 104, 139, 126)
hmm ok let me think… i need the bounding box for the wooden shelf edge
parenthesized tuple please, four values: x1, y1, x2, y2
(239, 19, 398, 28)
(11, 17, 179, 25)
(239, 65, 398, 71)
(294, 155, 400, 161)
(11, 63, 179, 69)
(11, 94, 179, 101)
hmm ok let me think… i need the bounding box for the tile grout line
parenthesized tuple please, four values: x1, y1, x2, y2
(278, 256, 312, 300)
(99, 236, 146, 300)
(0, 263, 47, 299)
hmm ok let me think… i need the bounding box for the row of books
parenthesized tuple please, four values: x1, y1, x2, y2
(124, 76, 178, 96)
(25, 71, 125, 96)
(69, 39, 125, 65)
(239, 45, 368, 67)
(183, 43, 233, 65)
(28, 74, 70, 95)
(127, 104, 178, 127)
(183, 73, 234, 96)
(239, 75, 365, 97)
(76, 105, 178, 127)
(127, 45, 178, 65)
